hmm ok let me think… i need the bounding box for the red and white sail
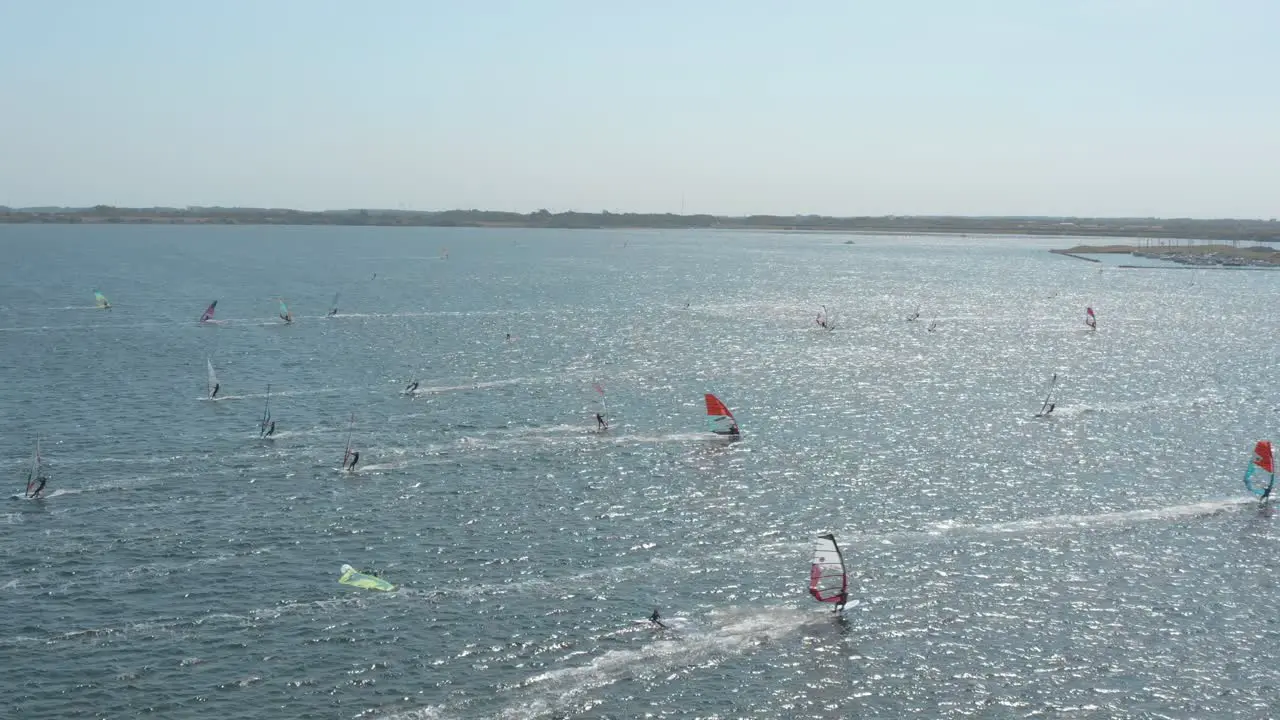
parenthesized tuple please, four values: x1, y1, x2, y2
(704, 393, 737, 434)
(808, 533, 848, 605)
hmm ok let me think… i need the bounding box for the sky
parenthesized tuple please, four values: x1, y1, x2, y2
(1, 0, 1278, 218)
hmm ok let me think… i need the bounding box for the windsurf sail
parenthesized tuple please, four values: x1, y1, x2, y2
(199, 301, 217, 323)
(1244, 441, 1276, 499)
(592, 380, 607, 415)
(93, 290, 110, 309)
(1085, 306, 1097, 329)
(278, 299, 293, 323)
(1036, 373, 1058, 416)
(328, 292, 340, 316)
(809, 533, 848, 606)
(24, 436, 43, 497)
(342, 413, 355, 468)
(704, 393, 738, 434)
(207, 358, 218, 398)
(816, 305, 835, 331)
(338, 564, 395, 591)
(260, 384, 272, 436)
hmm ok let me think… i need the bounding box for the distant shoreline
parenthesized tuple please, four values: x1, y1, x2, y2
(1051, 243, 1280, 269)
(4, 206, 1280, 243)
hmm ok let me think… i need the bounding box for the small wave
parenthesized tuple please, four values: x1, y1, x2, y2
(412, 377, 531, 395)
(925, 498, 1252, 537)
(379, 606, 811, 720)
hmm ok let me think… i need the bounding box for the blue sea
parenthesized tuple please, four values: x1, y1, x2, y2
(2, 225, 1278, 719)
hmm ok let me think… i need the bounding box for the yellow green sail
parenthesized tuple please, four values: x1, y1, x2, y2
(338, 564, 394, 591)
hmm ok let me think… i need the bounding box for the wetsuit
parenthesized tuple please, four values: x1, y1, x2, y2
(212, 383, 219, 398)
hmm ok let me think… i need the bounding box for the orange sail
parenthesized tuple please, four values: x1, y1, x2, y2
(1256, 441, 1275, 473)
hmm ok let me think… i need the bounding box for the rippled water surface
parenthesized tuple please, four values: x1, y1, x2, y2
(3, 225, 1279, 719)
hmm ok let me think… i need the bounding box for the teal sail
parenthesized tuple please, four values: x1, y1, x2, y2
(278, 299, 293, 323)
(93, 290, 110, 309)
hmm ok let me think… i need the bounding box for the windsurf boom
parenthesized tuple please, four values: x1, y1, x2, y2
(704, 393, 739, 435)
(1244, 441, 1276, 500)
(809, 533, 848, 609)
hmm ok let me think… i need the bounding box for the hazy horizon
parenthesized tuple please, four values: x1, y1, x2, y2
(2, 1, 1277, 218)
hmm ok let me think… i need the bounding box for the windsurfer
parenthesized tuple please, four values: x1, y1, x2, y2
(211, 383, 219, 399)
(346, 451, 359, 471)
(28, 475, 47, 499)
(649, 608, 667, 629)
(327, 308, 338, 317)
(728, 423, 740, 436)
(405, 380, 418, 395)
(266, 421, 275, 437)
(596, 413, 608, 431)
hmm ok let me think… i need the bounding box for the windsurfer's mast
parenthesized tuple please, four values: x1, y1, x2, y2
(1036, 374, 1057, 416)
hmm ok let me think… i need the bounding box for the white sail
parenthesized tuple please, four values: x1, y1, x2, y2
(260, 384, 272, 434)
(808, 533, 848, 606)
(25, 436, 42, 497)
(343, 413, 355, 468)
(30, 436, 41, 481)
(207, 358, 218, 397)
(1036, 374, 1058, 417)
